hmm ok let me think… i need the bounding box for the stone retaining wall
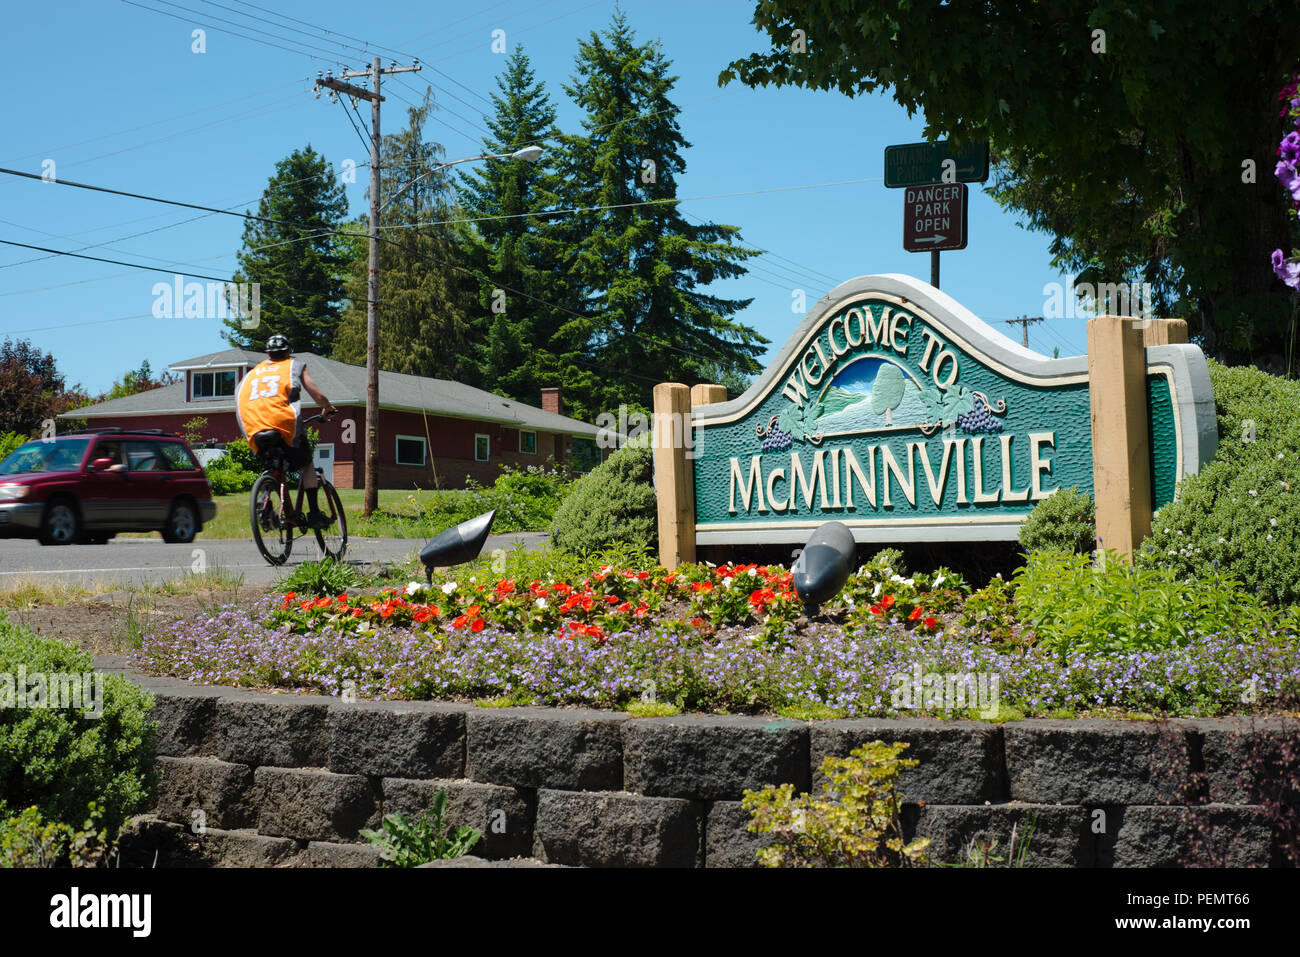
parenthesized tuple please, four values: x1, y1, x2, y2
(97, 658, 1298, 868)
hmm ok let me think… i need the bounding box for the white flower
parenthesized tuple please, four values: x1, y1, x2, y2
(1267, 534, 1274, 542)
(441, 581, 457, 595)
(405, 581, 425, 597)
(1271, 518, 1278, 527)
(535, 598, 547, 609)
(872, 582, 883, 598)
(1279, 452, 1286, 460)
(934, 575, 946, 589)
(1248, 489, 1257, 497)
(747, 567, 758, 577)
(1218, 537, 1226, 544)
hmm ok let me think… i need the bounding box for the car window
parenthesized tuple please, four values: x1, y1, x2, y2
(0, 438, 92, 475)
(93, 440, 125, 466)
(157, 442, 197, 471)
(124, 441, 163, 472)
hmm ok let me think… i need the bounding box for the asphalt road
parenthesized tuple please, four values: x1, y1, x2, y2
(0, 532, 549, 589)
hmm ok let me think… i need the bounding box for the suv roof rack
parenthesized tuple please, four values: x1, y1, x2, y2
(62, 427, 180, 438)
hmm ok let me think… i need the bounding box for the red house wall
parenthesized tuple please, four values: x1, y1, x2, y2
(69, 404, 577, 491)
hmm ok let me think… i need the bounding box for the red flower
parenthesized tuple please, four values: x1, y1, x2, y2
(880, 594, 896, 610)
(471, 618, 485, 632)
(551, 582, 573, 595)
(580, 596, 595, 612)
(314, 597, 332, 609)
(336, 594, 349, 604)
(924, 616, 938, 629)
(412, 607, 434, 624)
(496, 579, 516, 595)
(870, 604, 884, 616)
(690, 581, 714, 594)
(616, 601, 633, 614)
(378, 605, 394, 618)
(300, 600, 313, 610)
(690, 617, 708, 630)
(664, 574, 677, 585)
(909, 606, 923, 622)
(466, 604, 482, 617)
(636, 571, 650, 580)
(452, 614, 470, 629)
(633, 605, 649, 618)
(283, 591, 297, 601)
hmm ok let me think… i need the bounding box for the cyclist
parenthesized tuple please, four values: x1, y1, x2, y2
(235, 334, 338, 529)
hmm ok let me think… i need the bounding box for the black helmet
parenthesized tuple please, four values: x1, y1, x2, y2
(266, 334, 290, 357)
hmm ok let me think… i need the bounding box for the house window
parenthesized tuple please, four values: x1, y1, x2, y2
(475, 434, 490, 462)
(519, 430, 537, 454)
(395, 435, 426, 467)
(192, 370, 237, 399)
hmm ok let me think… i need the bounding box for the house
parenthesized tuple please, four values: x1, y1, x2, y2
(58, 349, 601, 489)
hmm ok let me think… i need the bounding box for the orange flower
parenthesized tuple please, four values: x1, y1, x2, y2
(616, 601, 632, 614)
(690, 617, 708, 629)
(580, 596, 595, 612)
(924, 616, 938, 629)
(471, 618, 485, 632)
(283, 591, 297, 601)
(909, 606, 923, 622)
(604, 595, 620, 605)
(300, 600, 313, 610)
(551, 582, 573, 595)
(880, 594, 896, 610)
(378, 605, 394, 618)
(633, 605, 648, 618)
(496, 579, 516, 595)
(690, 581, 714, 594)
(466, 604, 482, 617)
(452, 614, 470, 629)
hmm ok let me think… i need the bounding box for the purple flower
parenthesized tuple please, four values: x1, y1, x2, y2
(1282, 132, 1300, 165)
(1272, 249, 1300, 289)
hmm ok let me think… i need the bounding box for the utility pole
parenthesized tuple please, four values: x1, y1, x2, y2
(316, 57, 421, 517)
(930, 250, 939, 289)
(1004, 315, 1043, 348)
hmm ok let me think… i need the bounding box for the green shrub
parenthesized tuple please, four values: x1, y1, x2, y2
(1205, 359, 1300, 467)
(549, 445, 657, 554)
(1013, 549, 1277, 660)
(0, 432, 26, 464)
(1017, 487, 1095, 555)
(277, 559, 364, 597)
(225, 437, 260, 472)
(361, 791, 481, 867)
(1136, 361, 1300, 604)
(742, 741, 930, 867)
(1139, 449, 1300, 606)
(204, 455, 258, 495)
(0, 616, 156, 838)
(0, 803, 110, 868)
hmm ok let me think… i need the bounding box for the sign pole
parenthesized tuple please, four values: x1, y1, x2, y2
(931, 250, 940, 289)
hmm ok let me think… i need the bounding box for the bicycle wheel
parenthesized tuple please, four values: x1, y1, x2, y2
(314, 478, 348, 562)
(250, 471, 293, 565)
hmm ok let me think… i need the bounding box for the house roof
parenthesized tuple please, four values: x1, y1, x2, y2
(59, 348, 600, 437)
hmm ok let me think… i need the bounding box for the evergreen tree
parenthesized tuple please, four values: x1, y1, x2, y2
(556, 12, 769, 418)
(334, 91, 478, 381)
(457, 47, 571, 404)
(223, 145, 349, 354)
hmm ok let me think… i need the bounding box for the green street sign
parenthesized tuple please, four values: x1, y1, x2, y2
(884, 140, 990, 188)
(687, 275, 1216, 545)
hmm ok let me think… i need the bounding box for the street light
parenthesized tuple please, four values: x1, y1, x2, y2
(380, 146, 545, 212)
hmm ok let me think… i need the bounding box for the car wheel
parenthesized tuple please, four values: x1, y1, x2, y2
(162, 500, 198, 544)
(38, 499, 80, 546)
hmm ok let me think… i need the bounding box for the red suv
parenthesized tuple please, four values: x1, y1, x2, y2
(0, 429, 217, 545)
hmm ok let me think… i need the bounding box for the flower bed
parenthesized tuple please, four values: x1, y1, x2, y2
(132, 554, 1300, 719)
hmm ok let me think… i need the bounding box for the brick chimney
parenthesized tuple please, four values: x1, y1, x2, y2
(540, 387, 562, 416)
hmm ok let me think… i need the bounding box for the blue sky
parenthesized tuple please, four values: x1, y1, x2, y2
(1, 0, 1087, 397)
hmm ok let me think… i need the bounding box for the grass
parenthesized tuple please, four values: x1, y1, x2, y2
(624, 700, 682, 717)
(191, 488, 465, 541)
(0, 576, 108, 610)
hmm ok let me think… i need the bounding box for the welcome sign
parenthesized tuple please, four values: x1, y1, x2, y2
(688, 275, 1216, 545)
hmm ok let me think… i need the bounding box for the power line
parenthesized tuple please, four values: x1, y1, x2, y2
(119, 0, 347, 65)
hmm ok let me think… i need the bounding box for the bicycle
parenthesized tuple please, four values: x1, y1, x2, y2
(248, 413, 348, 566)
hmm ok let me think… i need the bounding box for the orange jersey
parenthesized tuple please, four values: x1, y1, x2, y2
(236, 357, 303, 453)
